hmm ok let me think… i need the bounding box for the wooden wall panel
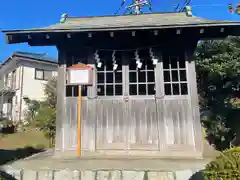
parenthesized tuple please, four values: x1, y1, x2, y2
(163, 97, 195, 151)
(65, 97, 77, 150)
(82, 99, 96, 151)
(65, 97, 97, 151)
(64, 97, 196, 153)
(128, 99, 159, 150)
(96, 99, 127, 150)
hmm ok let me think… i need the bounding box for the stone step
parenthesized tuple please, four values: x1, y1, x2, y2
(2, 169, 203, 180)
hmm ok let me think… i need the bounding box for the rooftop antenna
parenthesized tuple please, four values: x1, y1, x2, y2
(115, 0, 152, 15)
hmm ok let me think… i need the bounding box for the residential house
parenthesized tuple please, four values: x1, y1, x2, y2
(0, 52, 58, 122)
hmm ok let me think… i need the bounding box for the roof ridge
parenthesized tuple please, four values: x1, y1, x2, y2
(13, 51, 57, 62)
(65, 12, 187, 20)
(15, 51, 46, 56)
(14, 51, 48, 59)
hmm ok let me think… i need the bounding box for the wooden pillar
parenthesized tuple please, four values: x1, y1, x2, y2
(154, 50, 167, 150)
(121, 52, 130, 150)
(186, 51, 203, 155)
(55, 49, 67, 152)
(85, 49, 97, 152)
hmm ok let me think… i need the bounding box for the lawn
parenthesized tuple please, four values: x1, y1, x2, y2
(0, 128, 49, 149)
(0, 128, 49, 166)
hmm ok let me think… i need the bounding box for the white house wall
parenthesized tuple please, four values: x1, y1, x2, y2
(1, 66, 22, 121)
(0, 95, 13, 120)
(0, 59, 58, 122)
(20, 63, 57, 120)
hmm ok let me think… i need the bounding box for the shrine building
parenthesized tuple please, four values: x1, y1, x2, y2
(3, 12, 240, 157)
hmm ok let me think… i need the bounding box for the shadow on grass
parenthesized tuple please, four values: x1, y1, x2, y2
(0, 147, 44, 180)
(0, 146, 44, 166)
(0, 171, 17, 180)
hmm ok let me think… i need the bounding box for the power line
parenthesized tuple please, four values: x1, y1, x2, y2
(191, 4, 227, 8)
(114, 0, 127, 15)
(114, 0, 237, 15)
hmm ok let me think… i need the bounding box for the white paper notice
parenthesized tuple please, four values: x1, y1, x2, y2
(69, 69, 89, 84)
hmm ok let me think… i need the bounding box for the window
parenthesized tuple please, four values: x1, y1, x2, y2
(129, 50, 155, 95)
(35, 68, 52, 81)
(97, 52, 123, 96)
(163, 53, 188, 95)
(66, 85, 87, 97)
(35, 69, 44, 80)
(11, 70, 16, 89)
(4, 74, 8, 86)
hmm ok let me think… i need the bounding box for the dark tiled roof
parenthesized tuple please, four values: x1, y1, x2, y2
(3, 12, 240, 34)
(13, 51, 57, 63)
(0, 52, 57, 67)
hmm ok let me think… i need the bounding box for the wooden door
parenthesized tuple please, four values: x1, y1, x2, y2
(95, 54, 128, 150)
(127, 52, 160, 150)
(96, 98, 128, 150)
(128, 98, 159, 150)
(161, 53, 195, 151)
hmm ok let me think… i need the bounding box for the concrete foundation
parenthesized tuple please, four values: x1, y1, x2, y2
(0, 150, 212, 180)
(2, 169, 205, 180)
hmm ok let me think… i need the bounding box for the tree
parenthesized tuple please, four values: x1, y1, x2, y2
(23, 97, 40, 122)
(43, 77, 57, 108)
(195, 36, 240, 150)
(34, 105, 56, 147)
(34, 78, 57, 147)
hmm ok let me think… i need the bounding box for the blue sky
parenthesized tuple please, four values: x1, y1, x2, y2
(0, 0, 240, 62)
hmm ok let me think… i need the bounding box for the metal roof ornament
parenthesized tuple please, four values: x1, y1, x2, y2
(184, 5, 192, 17)
(60, 13, 68, 24)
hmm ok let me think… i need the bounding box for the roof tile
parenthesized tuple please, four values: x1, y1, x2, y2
(3, 12, 240, 33)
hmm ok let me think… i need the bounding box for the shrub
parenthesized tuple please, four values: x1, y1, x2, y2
(204, 170, 240, 180)
(206, 146, 240, 170)
(34, 105, 56, 147)
(0, 119, 16, 134)
(204, 147, 240, 179)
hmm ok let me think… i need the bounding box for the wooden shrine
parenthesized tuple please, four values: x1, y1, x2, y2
(3, 12, 240, 158)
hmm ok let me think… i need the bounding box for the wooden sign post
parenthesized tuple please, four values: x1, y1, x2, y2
(77, 85, 82, 156)
(67, 64, 93, 156)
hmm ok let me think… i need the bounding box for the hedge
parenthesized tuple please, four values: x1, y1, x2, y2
(204, 146, 240, 179)
(204, 170, 240, 180)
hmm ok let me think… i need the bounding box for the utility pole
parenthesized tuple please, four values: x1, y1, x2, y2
(126, 0, 151, 14)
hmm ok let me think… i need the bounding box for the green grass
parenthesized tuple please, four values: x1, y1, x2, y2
(0, 128, 49, 149)
(0, 128, 49, 166)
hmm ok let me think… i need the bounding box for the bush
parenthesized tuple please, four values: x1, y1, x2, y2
(204, 147, 240, 179)
(204, 170, 240, 180)
(0, 119, 16, 134)
(34, 106, 56, 147)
